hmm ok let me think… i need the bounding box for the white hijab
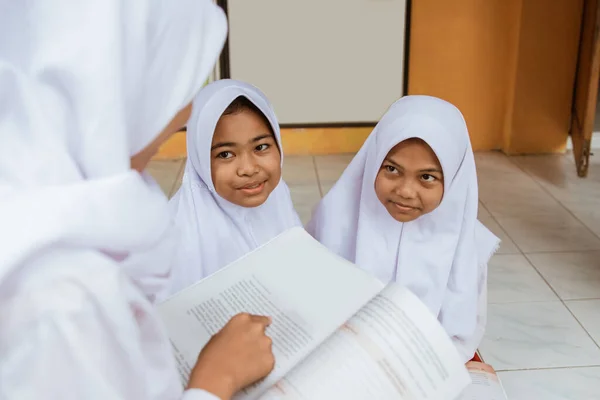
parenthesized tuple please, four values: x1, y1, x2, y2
(165, 79, 301, 297)
(0, 2, 227, 399)
(307, 95, 499, 361)
(0, 0, 226, 304)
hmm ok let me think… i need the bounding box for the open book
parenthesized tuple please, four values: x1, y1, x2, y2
(458, 362, 508, 400)
(158, 227, 478, 399)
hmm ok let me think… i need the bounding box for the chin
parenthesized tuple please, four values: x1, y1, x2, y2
(232, 191, 270, 208)
(242, 197, 268, 208)
(389, 210, 420, 223)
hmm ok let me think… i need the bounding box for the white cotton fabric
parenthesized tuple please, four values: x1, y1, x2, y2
(307, 95, 500, 361)
(164, 79, 301, 298)
(0, 1, 226, 399)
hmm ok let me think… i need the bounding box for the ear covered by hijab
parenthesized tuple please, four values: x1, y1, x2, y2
(0, 0, 227, 299)
(163, 79, 301, 298)
(307, 95, 500, 361)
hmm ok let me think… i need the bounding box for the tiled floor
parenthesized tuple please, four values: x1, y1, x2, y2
(149, 151, 600, 399)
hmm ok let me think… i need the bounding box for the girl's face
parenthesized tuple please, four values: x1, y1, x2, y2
(210, 108, 281, 207)
(374, 138, 444, 222)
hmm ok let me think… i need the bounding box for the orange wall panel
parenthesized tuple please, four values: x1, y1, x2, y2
(408, 0, 583, 153)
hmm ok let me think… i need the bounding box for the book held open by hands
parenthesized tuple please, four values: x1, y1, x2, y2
(157, 227, 506, 399)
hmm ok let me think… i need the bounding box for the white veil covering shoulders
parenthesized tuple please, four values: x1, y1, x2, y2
(307, 96, 500, 361)
(164, 79, 301, 298)
(0, 1, 227, 398)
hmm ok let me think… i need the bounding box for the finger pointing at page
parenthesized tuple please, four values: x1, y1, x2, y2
(187, 313, 276, 400)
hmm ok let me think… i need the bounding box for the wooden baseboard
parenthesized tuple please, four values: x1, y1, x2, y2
(153, 127, 374, 160)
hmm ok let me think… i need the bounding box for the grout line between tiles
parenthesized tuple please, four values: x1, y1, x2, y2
(475, 167, 526, 254)
(485, 212, 526, 255)
(479, 155, 600, 359)
(478, 201, 492, 219)
(522, 248, 600, 255)
(564, 302, 600, 350)
(495, 364, 600, 373)
(504, 155, 600, 242)
(562, 297, 600, 302)
(168, 159, 186, 198)
(312, 156, 324, 198)
(522, 251, 600, 351)
(488, 299, 564, 305)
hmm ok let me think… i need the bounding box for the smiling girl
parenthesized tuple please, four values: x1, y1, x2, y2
(163, 79, 301, 298)
(307, 95, 500, 362)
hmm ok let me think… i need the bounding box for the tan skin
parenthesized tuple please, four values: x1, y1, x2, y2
(374, 138, 444, 223)
(210, 109, 281, 207)
(130, 103, 275, 400)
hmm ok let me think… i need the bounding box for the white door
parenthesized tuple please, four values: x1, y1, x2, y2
(226, 0, 408, 125)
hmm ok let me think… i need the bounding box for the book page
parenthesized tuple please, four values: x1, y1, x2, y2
(258, 284, 470, 400)
(157, 227, 385, 400)
(457, 362, 507, 400)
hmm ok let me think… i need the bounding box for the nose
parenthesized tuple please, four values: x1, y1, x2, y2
(236, 153, 260, 177)
(394, 178, 417, 200)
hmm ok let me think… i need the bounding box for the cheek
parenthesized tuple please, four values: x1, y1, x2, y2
(374, 173, 391, 201)
(263, 152, 282, 179)
(423, 186, 444, 211)
(210, 162, 233, 191)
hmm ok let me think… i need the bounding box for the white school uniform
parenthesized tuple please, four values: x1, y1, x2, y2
(164, 79, 301, 297)
(307, 96, 500, 362)
(0, 1, 227, 399)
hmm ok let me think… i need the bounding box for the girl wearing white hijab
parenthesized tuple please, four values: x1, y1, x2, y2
(307, 95, 500, 362)
(0, 2, 275, 399)
(164, 79, 301, 297)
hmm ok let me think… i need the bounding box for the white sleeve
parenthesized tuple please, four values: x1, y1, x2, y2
(1, 305, 150, 399)
(1, 313, 224, 400)
(0, 258, 184, 399)
(447, 221, 498, 362)
(0, 299, 225, 400)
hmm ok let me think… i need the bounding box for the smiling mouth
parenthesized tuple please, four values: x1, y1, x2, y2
(391, 201, 418, 212)
(238, 180, 267, 195)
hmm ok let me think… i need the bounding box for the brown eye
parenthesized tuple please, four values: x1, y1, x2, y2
(421, 174, 436, 182)
(217, 151, 233, 159)
(384, 165, 397, 173)
(256, 143, 270, 152)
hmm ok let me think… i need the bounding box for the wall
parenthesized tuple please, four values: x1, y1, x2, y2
(408, 0, 584, 153)
(226, 0, 407, 125)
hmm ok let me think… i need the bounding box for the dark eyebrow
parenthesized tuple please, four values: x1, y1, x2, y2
(211, 134, 274, 151)
(420, 168, 443, 174)
(210, 142, 235, 151)
(384, 158, 403, 169)
(252, 134, 273, 143)
(385, 158, 442, 174)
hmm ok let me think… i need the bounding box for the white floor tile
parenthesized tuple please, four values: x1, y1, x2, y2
(498, 368, 600, 400)
(475, 151, 523, 174)
(313, 154, 353, 183)
(479, 172, 566, 219)
(283, 156, 318, 186)
(495, 214, 600, 253)
(528, 251, 600, 300)
(479, 302, 600, 370)
(480, 217, 520, 254)
(488, 255, 558, 304)
(478, 201, 491, 218)
(147, 159, 184, 196)
(567, 204, 600, 238)
(289, 184, 321, 225)
(566, 299, 600, 345)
